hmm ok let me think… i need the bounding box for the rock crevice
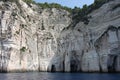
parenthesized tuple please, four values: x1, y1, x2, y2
(0, 0, 120, 72)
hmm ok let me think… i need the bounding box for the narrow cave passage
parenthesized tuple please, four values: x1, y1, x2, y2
(108, 55, 118, 72)
(51, 64, 56, 72)
(70, 60, 78, 72)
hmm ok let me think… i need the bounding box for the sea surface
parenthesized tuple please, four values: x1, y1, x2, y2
(0, 72, 120, 80)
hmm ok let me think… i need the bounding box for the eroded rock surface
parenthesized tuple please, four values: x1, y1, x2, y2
(0, 0, 120, 72)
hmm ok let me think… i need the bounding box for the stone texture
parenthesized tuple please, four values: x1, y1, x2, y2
(0, 0, 120, 72)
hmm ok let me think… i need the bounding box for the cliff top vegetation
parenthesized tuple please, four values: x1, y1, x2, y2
(1, 0, 113, 25)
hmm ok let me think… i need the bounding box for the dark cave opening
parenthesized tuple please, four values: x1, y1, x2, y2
(108, 55, 117, 72)
(51, 64, 56, 72)
(70, 60, 78, 72)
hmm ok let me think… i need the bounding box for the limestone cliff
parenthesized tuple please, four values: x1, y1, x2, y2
(0, 0, 120, 72)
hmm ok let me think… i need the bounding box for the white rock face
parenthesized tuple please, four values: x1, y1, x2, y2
(0, 0, 120, 72)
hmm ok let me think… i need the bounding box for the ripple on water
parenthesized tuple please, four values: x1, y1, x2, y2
(0, 72, 120, 80)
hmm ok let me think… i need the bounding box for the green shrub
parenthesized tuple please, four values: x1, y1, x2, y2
(12, 12, 17, 16)
(37, 2, 72, 12)
(16, 31, 19, 34)
(23, 0, 35, 4)
(20, 47, 26, 52)
(1, 0, 113, 25)
(71, 0, 113, 25)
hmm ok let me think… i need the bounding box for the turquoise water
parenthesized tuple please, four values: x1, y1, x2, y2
(0, 72, 120, 80)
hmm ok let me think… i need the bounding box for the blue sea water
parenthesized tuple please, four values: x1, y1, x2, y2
(0, 72, 120, 80)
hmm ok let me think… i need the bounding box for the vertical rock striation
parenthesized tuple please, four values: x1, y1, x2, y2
(0, 0, 120, 72)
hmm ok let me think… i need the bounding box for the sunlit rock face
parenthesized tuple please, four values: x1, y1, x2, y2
(0, 0, 71, 72)
(0, 0, 120, 72)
